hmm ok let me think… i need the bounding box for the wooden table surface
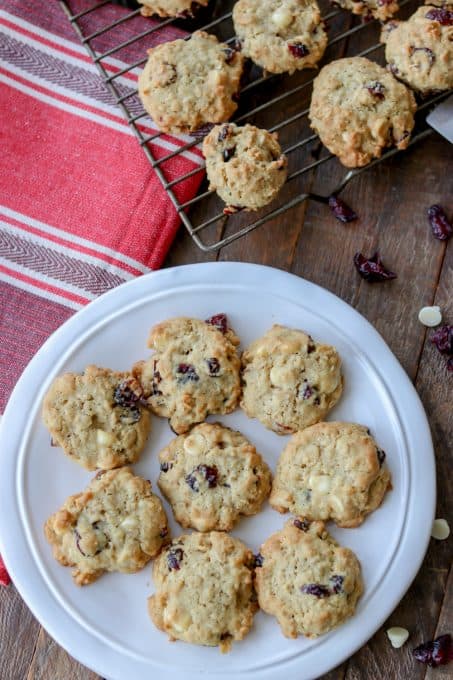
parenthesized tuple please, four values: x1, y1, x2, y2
(1, 1, 452, 678)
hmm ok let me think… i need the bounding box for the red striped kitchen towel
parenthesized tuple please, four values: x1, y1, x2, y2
(0, 0, 205, 585)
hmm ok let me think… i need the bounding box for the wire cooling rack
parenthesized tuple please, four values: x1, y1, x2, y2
(61, 0, 449, 251)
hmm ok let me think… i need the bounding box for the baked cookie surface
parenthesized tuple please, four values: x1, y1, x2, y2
(42, 365, 151, 470)
(334, 0, 399, 21)
(240, 324, 343, 434)
(382, 6, 453, 94)
(270, 422, 391, 527)
(138, 0, 209, 18)
(255, 519, 363, 638)
(133, 315, 241, 434)
(202, 123, 288, 212)
(309, 57, 417, 167)
(44, 467, 169, 585)
(233, 0, 328, 74)
(148, 531, 257, 651)
(138, 31, 244, 134)
(158, 422, 272, 531)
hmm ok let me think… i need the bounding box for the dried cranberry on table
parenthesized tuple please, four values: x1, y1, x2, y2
(353, 251, 397, 283)
(328, 195, 358, 223)
(413, 634, 453, 667)
(428, 205, 453, 241)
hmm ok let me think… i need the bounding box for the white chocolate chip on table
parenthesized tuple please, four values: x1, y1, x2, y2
(387, 627, 410, 648)
(418, 306, 442, 327)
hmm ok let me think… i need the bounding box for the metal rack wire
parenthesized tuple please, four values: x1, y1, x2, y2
(60, 0, 448, 251)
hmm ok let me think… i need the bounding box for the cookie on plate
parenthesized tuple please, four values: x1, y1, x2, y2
(138, 0, 209, 18)
(333, 0, 399, 21)
(255, 519, 363, 638)
(202, 123, 288, 213)
(42, 366, 151, 470)
(158, 422, 272, 531)
(270, 422, 392, 527)
(232, 0, 328, 75)
(240, 324, 343, 434)
(133, 315, 241, 434)
(148, 531, 257, 651)
(138, 31, 244, 135)
(309, 57, 417, 168)
(44, 467, 169, 585)
(382, 6, 453, 94)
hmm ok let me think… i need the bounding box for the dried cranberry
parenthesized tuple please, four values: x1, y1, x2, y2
(254, 553, 264, 567)
(159, 527, 169, 538)
(206, 357, 220, 375)
(301, 381, 313, 400)
(413, 634, 453, 667)
(307, 337, 316, 353)
(294, 519, 310, 531)
(353, 251, 397, 283)
(377, 449, 386, 466)
(113, 380, 144, 408)
(167, 547, 184, 571)
(217, 125, 230, 142)
(186, 464, 218, 491)
(176, 363, 199, 383)
(288, 43, 309, 58)
(409, 46, 435, 68)
(428, 205, 453, 241)
(330, 575, 344, 594)
(431, 325, 453, 354)
(160, 461, 172, 472)
(301, 583, 331, 598)
(328, 195, 358, 223)
(223, 146, 236, 162)
(425, 8, 453, 25)
(74, 529, 86, 557)
(365, 81, 385, 100)
(205, 313, 228, 334)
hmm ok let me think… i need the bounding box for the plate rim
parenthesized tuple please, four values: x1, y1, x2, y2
(0, 262, 436, 680)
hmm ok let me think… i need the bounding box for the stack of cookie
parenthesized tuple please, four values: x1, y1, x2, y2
(43, 313, 391, 651)
(135, 0, 452, 204)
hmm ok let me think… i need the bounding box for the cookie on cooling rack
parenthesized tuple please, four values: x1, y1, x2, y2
(148, 531, 257, 651)
(137, 0, 209, 18)
(42, 366, 150, 470)
(333, 0, 399, 21)
(382, 6, 453, 94)
(138, 31, 244, 135)
(202, 123, 288, 213)
(158, 422, 272, 531)
(309, 57, 417, 168)
(270, 422, 392, 527)
(133, 315, 241, 434)
(44, 467, 169, 585)
(240, 324, 343, 435)
(232, 0, 328, 74)
(255, 519, 363, 638)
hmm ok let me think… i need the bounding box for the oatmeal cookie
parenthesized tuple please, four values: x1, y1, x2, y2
(333, 0, 399, 22)
(138, 0, 209, 18)
(202, 123, 288, 212)
(382, 6, 453, 94)
(309, 57, 417, 167)
(158, 422, 272, 531)
(148, 531, 257, 651)
(270, 422, 392, 528)
(44, 467, 169, 585)
(255, 519, 363, 638)
(240, 324, 343, 434)
(233, 0, 328, 74)
(133, 315, 241, 434)
(138, 31, 244, 134)
(42, 366, 150, 470)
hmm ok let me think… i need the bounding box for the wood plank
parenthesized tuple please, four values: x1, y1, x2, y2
(0, 584, 40, 679)
(425, 566, 453, 680)
(26, 628, 99, 680)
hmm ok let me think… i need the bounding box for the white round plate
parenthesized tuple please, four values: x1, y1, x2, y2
(0, 263, 435, 680)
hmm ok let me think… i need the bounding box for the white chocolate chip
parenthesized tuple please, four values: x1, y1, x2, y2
(431, 518, 450, 540)
(120, 517, 138, 531)
(271, 7, 293, 29)
(330, 495, 344, 514)
(269, 365, 297, 387)
(96, 429, 114, 446)
(418, 306, 442, 327)
(309, 474, 331, 494)
(183, 433, 207, 456)
(387, 627, 409, 648)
